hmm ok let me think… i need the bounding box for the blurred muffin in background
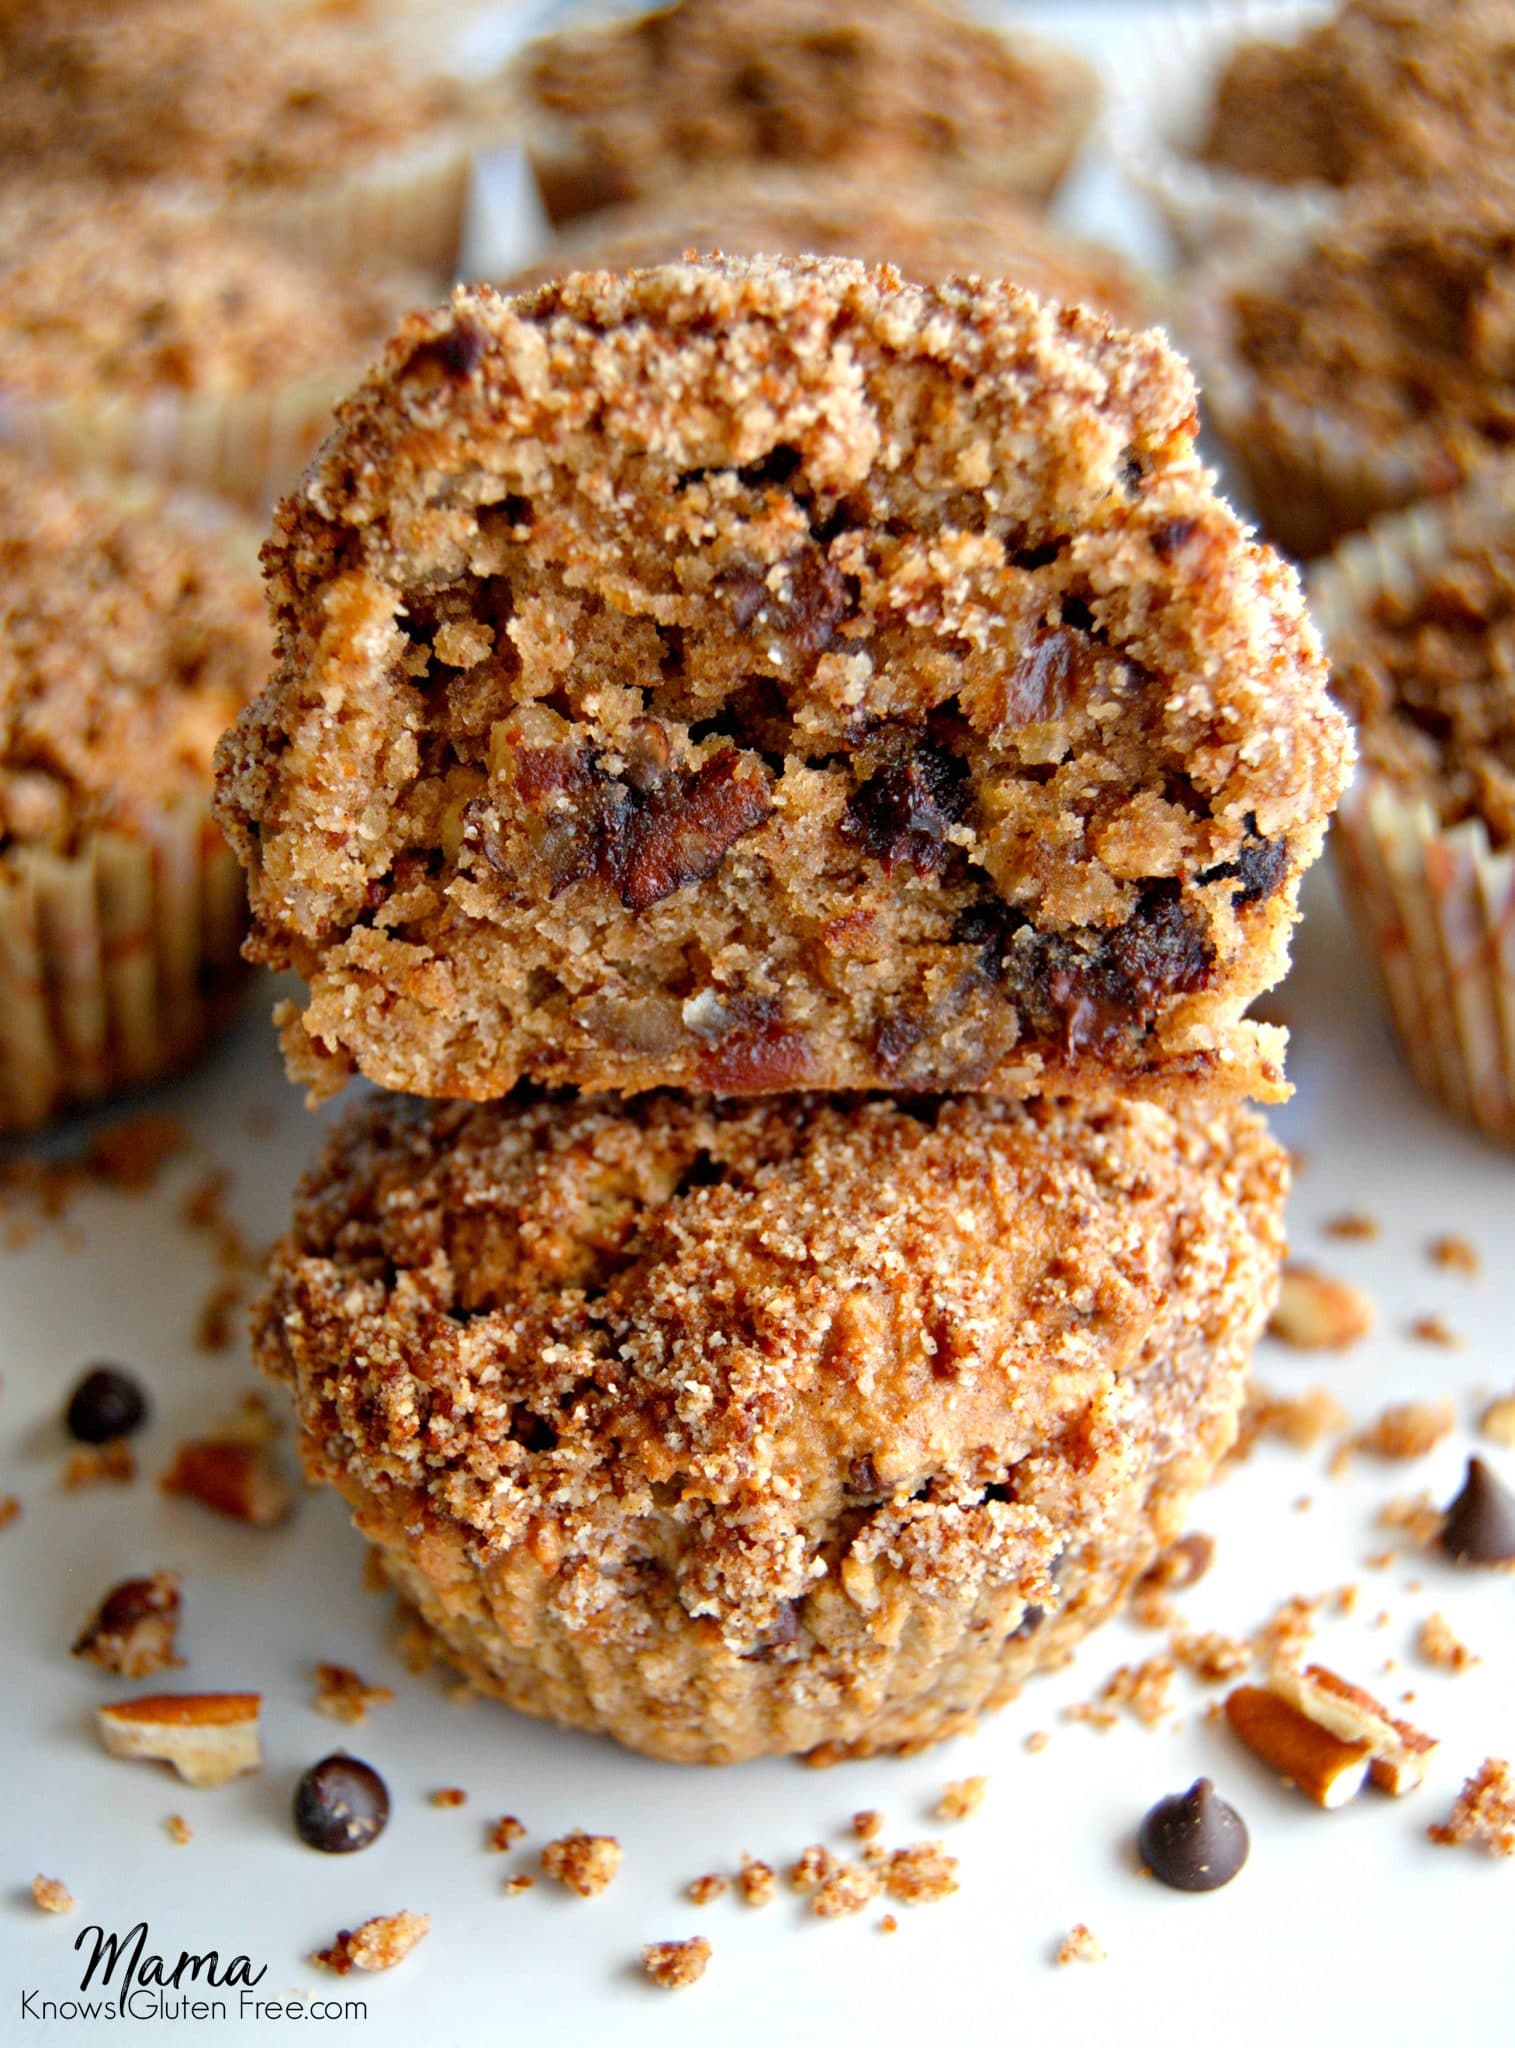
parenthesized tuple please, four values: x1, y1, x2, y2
(502, 0, 1100, 228)
(1313, 471, 1515, 1146)
(0, 190, 432, 509)
(1120, 0, 1515, 264)
(499, 168, 1144, 325)
(0, 0, 483, 273)
(1184, 181, 1515, 559)
(0, 454, 268, 1133)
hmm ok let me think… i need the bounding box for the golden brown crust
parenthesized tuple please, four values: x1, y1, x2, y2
(1, 454, 267, 852)
(0, 188, 426, 403)
(1198, 0, 1515, 193)
(506, 0, 1099, 225)
(502, 169, 1144, 326)
(217, 259, 1349, 1108)
(252, 1086, 1288, 1762)
(0, 0, 468, 195)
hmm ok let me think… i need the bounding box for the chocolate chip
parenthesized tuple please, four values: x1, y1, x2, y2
(1149, 517, 1198, 560)
(1008, 1602, 1045, 1641)
(841, 736, 970, 876)
(65, 1365, 149, 1444)
(1137, 1779, 1248, 1892)
(94, 1575, 178, 1637)
(1438, 1456, 1515, 1565)
(404, 320, 485, 382)
(293, 1755, 391, 1855)
(1197, 815, 1289, 908)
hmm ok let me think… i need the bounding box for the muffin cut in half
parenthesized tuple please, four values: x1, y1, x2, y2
(502, 0, 1100, 226)
(217, 259, 1350, 1108)
(253, 1087, 1287, 1764)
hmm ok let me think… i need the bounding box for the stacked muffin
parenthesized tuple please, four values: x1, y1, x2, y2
(223, 256, 1350, 1764)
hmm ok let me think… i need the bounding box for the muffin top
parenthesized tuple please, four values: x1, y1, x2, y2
(1329, 520, 1515, 848)
(1224, 183, 1515, 453)
(510, 0, 1098, 220)
(256, 1087, 1285, 1640)
(0, 0, 469, 195)
(505, 169, 1142, 325)
(0, 192, 428, 403)
(0, 455, 269, 853)
(1197, 0, 1515, 192)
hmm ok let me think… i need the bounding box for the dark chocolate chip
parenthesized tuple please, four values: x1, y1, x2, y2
(1197, 815, 1289, 909)
(1008, 1602, 1045, 1641)
(1137, 1779, 1248, 1892)
(65, 1365, 149, 1444)
(1438, 1456, 1515, 1565)
(841, 736, 970, 877)
(1149, 516, 1198, 560)
(404, 320, 485, 382)
(94, 1575, 178, 1637)
(293, 1755, 391, 1855)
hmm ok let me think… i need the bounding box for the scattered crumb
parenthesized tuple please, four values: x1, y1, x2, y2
(1427, 1759, 1515, 1857)
(1338, 1399, 1456, 1470)
(195, 1279, 245, 1355)
(488, 1816, 526, 1853)
(0, 1496, 19, 1531)
(1025, 1730, 1050, 1754)
(1378, 1493, 1444, 1547)
(1234, 1384, 1349, 1458)
(1428, 1235, 1479, 1277)
(686, 1874, 728, 1906)
(313, 1663, 395, 1726)
(1334, 1585, 1361, 1614)
(884, 1842, 958, 1905)
(61, 1440, 136, 1489)
(1295, 1495, 1314, 1512)
(641, 1936, 711, 1990)
(1268, 1265, 1375, 1350)
(1170, 1630, 1251, 1685)
(1479, 1395, 1515, 1450)
(1253, 1593, 1320, 1672)
(503, 1875, 535, 1896)
(31, 1875, 74, 1915)
(1067, 1655, 1175, 1730)
(811, 1861, 883, 1918)
(934, 1777, 988, 1823)
(88, 1115, 186, 1190)
(1418, 1613, 1479, 1673)
(738, 1857, 776, 1907)
(877, 1913, 898, 1934)
(165, 1816, 192, 1846)
(1407, 1314, 1460, 1350)
(1056, 1923, 1105, 1966)
(429, 1787, 467, 1809)
(312, 1910, 430, 1974)
(541, 1831, 622, 1898)
(1130, 1587, 1177, 1630)
(1323, 1210, 1379, 1241)
(851, 1808, 884, 1842)
(787, 1844, 835, 1893)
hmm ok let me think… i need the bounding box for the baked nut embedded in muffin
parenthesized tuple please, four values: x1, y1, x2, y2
(504, 169, 1144, 325)
(505, 0, 1100, 226)
(1196, 0, 1515, 196)
(251, 1088, 1288, 1764)
(216, 258, 1350, 1109)
(0, 452, 267, 1128)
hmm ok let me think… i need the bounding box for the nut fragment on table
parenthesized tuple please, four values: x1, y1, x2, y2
(72, 1571, 182, 1677)
(1267, 1265, 1375, 1350)
(160, 1439, 292, 1526)
(96, 1692, 261, 1787)
(1223, 1685, 1371, 1809)
(1270, 1663, 1438, 1794)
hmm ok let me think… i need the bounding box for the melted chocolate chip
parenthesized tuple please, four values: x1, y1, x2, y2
(65, 1364, 149, 1444)
(405, 320, 485, 382)
(1438, 1456, 1515, 1565)
(293, 1755, 391, 1855)
(1198, 815, 1289, 908)
(716, 548, 855, 655)
(1149, 516, 1198, 560)
(95, 1576, 177, 1636)
(1138, 1779, 1248, 1892)
(1000, 629, 1085, 728)
(841, 737, 970, 876)
(1008, 1603, 1045, 1641)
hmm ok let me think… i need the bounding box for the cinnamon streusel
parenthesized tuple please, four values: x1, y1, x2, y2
(503, 0, 1099, 226)
(251, 1087, 1287, 1764)
(216, 259, 1350, 1109)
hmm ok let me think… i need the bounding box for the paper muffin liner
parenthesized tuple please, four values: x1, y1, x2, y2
(1311, 482, 1515, 1145)
(1180, 237, 1455, 559)
(228, 132, 479, 283)
(0, 798, 248, 1136)
(0, 369, 364, 518)
(1107, 0, 1338, 267)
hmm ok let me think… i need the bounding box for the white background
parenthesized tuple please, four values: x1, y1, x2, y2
(4, 6, 1514, 2044)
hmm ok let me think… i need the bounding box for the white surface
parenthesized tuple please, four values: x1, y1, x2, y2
(6, 7, 1515, 2044)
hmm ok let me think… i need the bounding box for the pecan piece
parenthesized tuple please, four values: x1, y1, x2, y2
(97, 1692, 261, 1788)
